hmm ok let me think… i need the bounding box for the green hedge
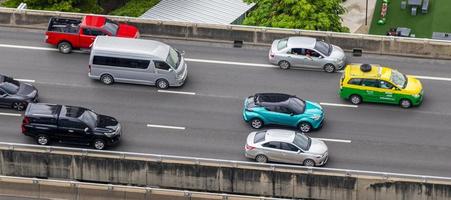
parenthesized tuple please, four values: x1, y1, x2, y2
(1, 0, 103, 13)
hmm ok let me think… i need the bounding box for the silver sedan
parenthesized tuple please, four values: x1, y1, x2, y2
(268, 36, 346, 73)
(244, 129, 328, 166)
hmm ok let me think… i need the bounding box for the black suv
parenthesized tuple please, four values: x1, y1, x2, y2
(22, 103, 121, 150)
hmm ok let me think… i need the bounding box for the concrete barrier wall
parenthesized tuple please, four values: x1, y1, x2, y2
(1, 8, 451, 59)
(0, 175, 283, 200)
(0, 143, 451, 200)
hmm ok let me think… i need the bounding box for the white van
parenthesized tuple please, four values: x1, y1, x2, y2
(89, 36, 188, 89)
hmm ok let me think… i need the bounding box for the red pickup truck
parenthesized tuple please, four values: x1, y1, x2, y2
(45, 15, 139, 53)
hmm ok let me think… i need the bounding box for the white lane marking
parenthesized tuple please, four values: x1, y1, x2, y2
(185, 58, 277, 68)
(2, 43, 451, 82)
(157, 90, 196, 95)
(320, 102, 358, 108)
(147, 124, 186, 130)
(313, 137, 352, 143)
(0, 112, 22, 117)
(0, 44, 56, 51)
(413, 75, 451, 82)
(14, 78, 35, 83)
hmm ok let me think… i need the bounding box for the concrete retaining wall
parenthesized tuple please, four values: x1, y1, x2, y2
(0, 175, 282, 200)
(0, 143, 451, 200)
(1, 8, 451, 59)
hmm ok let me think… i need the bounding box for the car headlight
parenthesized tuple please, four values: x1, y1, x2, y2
(310, 114, 321, 121)
(104, 130, 116, 138)
(412, 94, 420, 98)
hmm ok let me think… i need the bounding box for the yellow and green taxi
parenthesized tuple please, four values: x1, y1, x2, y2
(339, 64, 423, 108)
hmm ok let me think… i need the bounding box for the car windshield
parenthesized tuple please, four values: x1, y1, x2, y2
(277, 38, 288, 50)
(166, 47, 181, 70)
(390, 70, 407, 88)
(103, 19, 119, 36)
(0, 82, 19, 94)
(79, 110, 98, 129)
(288, 98, 305, 114)
(293, 132, 311, 150)
(314, 40, 331, 56)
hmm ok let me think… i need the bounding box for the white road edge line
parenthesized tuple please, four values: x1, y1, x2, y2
(157, 90, 196, 95)
(320, 102, 358, 108)
(14, 79, 35, 83)
(0, 112, 22, 117)
(147, 124, 186, 130)
(0, 44, 56, 51)
(312, 137, 352, 143)
(185, 58, 277, 68)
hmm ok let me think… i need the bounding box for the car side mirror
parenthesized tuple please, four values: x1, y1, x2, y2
(290, 113, 295, 116)
(168, 68, 174, 72)
(319, 56, 323, 59)
(84, 127, 90, 134)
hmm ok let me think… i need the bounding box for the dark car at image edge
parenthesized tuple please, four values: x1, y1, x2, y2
(21, 103, 121, 150)
(0, 74, 39, 111)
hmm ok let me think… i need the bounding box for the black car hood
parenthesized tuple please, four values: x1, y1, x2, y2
(96, 115, 119, 129)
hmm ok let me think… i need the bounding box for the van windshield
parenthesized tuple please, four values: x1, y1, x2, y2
(166, 48, 181, 70)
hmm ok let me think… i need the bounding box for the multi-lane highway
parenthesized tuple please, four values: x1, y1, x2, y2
(1, 27, 451, 177)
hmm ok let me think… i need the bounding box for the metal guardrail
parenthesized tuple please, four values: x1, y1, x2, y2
(1, 142, 451, 184)
(0, 175, 285, 200)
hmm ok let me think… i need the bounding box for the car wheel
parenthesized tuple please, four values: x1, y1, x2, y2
(100, 74, 114, 85)
(255, 154, 268, 163)
(250, 118, 264, 129)
(57, 41, 72, 54)
(93, 139, 106, 150)
(156, 79, 169, 89)
(350, 94, 362, 105)
(400, 99, 412, 108)
(12, 102, 26, 111)
(303, 159, 315, 167)
(278, 60, 291, 70)
(323, 64, 336, 73)
(298, 122, 312, 133)
(36, 134, 50, 145)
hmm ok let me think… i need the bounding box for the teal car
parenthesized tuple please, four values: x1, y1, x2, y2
(242, 93, 324, 133)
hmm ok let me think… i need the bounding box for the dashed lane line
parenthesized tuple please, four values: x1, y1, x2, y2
(147, 124, 186, 130)
(185, 58, 277, 68)
(0, 112, 22, 117)
(157, 90, 196, 95)
(320, 102, 358, 108)
(312, 137, 352, 143)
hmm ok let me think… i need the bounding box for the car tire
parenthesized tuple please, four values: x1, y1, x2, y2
(93, 139, 106, 150)
(323, 64, 336, 73)
(36, 134, 50, 145)
(278, 60, 291, 70)
(12, 102, 26, 111)
(100, 74, 114, 85)
(298, 122, 312, 133)
(250, 118, 264, 129)
(57, 41, 72, 54)
(303, 159, 315, 167)
(255, 154, 268, 163)
(156, 79, 169, 89)
(350, 94, 362, 105)
(400, 99, 412, 108)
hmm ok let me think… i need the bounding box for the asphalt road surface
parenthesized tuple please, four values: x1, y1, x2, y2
(1, 27, 451, 177)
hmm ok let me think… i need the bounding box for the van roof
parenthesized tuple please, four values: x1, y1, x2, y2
(345, 63, 392, 80)
(92, 36, 170, 60)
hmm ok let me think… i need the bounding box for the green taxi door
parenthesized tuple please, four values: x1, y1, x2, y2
(378, 80, 398, 104)
(360, 79, 382, 102)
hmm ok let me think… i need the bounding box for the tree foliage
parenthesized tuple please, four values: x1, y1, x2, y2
(243, 0, 349, 32)
(2, 0, 103, 13)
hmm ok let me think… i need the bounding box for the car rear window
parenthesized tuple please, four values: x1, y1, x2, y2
(277, 38, 288, 50)
(254, 131, 266, 143)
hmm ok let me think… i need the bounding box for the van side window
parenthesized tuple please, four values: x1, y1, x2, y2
(348, 78, 362, 85)
(154, 61, 171, 70)
(93, 56, 150, 69)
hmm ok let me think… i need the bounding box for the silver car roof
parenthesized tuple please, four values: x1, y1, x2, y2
(93, 36, 170, 60)
(287, 36, 316, 49)
(264, 129, 296, 143)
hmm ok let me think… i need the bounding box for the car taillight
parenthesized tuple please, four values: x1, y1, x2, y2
(88, 65, 91, 73)
(245, 144, 256, 150)
(21, 117, 30, 133)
